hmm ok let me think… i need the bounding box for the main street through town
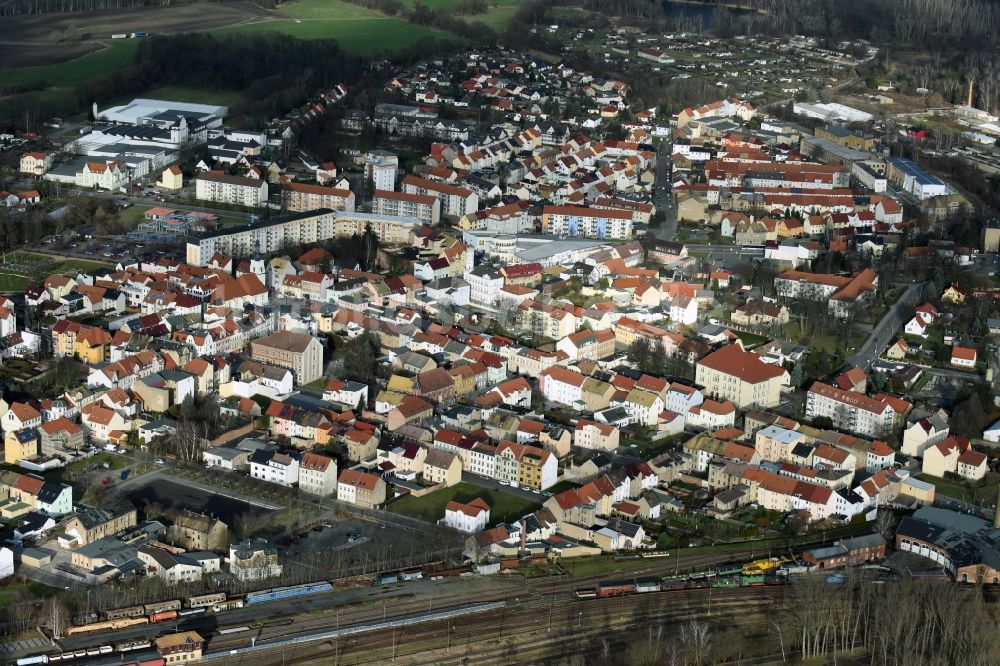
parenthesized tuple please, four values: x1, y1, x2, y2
(848, 282, 926, 370)
(654, 139, 677, 243)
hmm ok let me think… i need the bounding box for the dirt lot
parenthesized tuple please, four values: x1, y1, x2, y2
(0, 0, 270, 67)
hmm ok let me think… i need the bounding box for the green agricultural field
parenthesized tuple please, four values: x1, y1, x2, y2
(224, 0, 457, 53)
(0, 41, 139, 90)
(388, 482, 541, 526)
(277, 0, 388, 19)
(226, 19, 453, 53)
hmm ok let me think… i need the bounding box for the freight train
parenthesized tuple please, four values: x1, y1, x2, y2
(66, 582, 331, 636)
(575, 572, 786, 599)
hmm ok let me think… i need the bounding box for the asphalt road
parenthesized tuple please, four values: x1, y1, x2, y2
(653, 140, 677, 243)
(848, 282, 925, 370)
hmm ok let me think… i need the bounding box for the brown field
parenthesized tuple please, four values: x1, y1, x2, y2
(0, 0, 270, 67)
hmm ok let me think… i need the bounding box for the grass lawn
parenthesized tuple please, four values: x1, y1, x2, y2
(118, 205, 152, 228)
(734, 330, 769, 348)
(389, 482, 541, 526)
(0, 273, 33, 292)
(0, 41, 139, 90)
(622, 433, 684, 458)
(916, 473, 999, 504)
(66, 452, 127, 474)
(51, 259, 114, 273)
(0, 581, 59, 605)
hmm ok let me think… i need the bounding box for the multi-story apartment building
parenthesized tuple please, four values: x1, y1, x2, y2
(249, 331, 323, 385)
(249, 449, 300, 487)
(77, 161, 129, 190)
(337, 468, 387, 509)
(695, 344, 788, 409)
(373, 190, 440, 225)
(774, 269, 878, 318)
(805, 382, 901, 438)
(19, 151, 53, 176)
(402, 175, 478, 218)
(195, 172, 268, 207)
(298, 452, 338, 496)
(332, 211, 421, 244)
(282, 181, 355, 213)
(364, 151, 397, 193)
(518, 444, 556, 490)
(555, 329, 616, 362)
(443, 498, 490, 533)
(574, 419, 620, 451)
(229, 538, 282, 581)
(541, 205, 633, 239)
(465, 266, 504, 306)
(168, 510, 228, 552)
(187, 210, 334, 265)
(538, 366, 586, 406)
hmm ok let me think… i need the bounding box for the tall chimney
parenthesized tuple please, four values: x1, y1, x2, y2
(993, 484, 1000, 530)
(968, 80, 974, 108)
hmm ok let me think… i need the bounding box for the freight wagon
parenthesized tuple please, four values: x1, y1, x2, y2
(106, 605, 146, 620)
(143, 599, 181, 615)
(149, 610, 178, 623)
(186, 592, 227, 609)
(65, 617, 149, 636)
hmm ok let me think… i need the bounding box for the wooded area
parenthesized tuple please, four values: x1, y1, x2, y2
(0, 0, 201, 17)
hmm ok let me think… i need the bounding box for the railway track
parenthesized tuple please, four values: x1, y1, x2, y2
(206, 550, 766, 653)
(204, 586, 781, 665)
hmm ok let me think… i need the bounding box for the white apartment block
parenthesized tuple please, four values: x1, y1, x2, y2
(465, 266, 504, 306)
(196, 172, 268, 207)
(805, 382, 896, 438)
(539, 367, 585, 406)
(373, 190, 441, 225)
(365, 152, 397, 193)
(186, 210, 419, 266)
(443, 499, 490, 533)
(541, 205, 633, 240)
(249, 450, 300, 487)
(77, 161, 129, 190)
